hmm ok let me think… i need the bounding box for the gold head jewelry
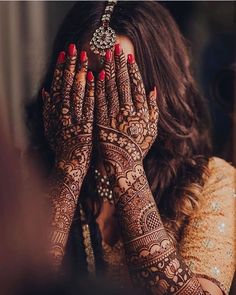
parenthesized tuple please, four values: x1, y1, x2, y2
(90, 0, 118, 63)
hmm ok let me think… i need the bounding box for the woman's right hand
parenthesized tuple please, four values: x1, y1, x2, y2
(42, 44, 95, 184)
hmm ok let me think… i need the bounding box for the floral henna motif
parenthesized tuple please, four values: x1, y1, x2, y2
(96, 47, 212, 294)
(42, 45, 95, 268)
(97, 51, 158, 168)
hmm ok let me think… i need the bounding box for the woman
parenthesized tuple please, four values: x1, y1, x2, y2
(26, 2, 235, 294)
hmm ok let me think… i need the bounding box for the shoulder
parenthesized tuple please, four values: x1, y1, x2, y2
(207, 156, 235, 176)
(179, 157, 235, 294)
(202, 156, 235, 198)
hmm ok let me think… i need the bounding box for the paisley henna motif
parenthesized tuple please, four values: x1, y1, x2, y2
(42, 45, 95, 268)
(96, 47, 214, 294)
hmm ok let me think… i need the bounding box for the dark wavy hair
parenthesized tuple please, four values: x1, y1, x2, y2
(26, 0, 212, 275)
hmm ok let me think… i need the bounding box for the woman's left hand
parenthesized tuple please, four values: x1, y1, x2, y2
(95, 44, 159, 178)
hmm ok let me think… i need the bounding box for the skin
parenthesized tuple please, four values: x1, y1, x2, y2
(42, 45, 95, 267)
(84, 36, 136, 246)
(42, 35, 223, 294)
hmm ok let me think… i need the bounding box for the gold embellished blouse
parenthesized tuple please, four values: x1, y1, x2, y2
(99, 157, 236, 294)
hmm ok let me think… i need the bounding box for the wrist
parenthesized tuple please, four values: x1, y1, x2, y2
(105, 160, 146, 190)
(53, 159, 87, 188)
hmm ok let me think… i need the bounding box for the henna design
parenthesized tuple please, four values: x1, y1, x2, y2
(50, 51, 65, 101)
(71, 57, 88, 121)
(96, 77, 109, 126)
(96, 48, 214, 294)
(114, 45, 133, 109)
(104, 50, 120, 120)
(127, 57, 148, 112)
(42, 46, 94, 268)
(97, 49, 158, 168)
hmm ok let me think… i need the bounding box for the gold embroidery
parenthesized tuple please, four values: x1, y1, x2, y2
(179, 157, 236, 295)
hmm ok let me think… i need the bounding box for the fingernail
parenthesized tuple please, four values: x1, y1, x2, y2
(87, 71, 94, 82)
(57, 51, 66, 64)
(127, 54, 135, 64)
(99, 70, 105, 81)
(115, 44, 121, 56)
(80, 51, 87, 63)
(105, 49, 112, 62)
(68, 43, 76, 56)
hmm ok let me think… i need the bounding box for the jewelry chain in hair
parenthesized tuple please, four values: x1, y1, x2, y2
(90, 0, 117, 63)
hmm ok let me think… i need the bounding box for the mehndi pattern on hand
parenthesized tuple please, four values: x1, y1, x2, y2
(42, 44, 95, 268)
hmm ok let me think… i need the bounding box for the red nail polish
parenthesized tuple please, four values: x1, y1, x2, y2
(87, 71, 94, 82)
(115, 44, 121, 55)
(57, 51, 66, 64)
(105, 49, 112, 62)
(80, 51, 87, 63)
(127, 54, 135, 64)
(99, 70, 105, 81)
(68, 43, 76, 56)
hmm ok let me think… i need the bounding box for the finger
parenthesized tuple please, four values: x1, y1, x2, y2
(95, 70, 109, 126)
(50, 51, 65, 102)
(104, 49, 120, 118)
(63, 43, 77, 92)
(60, 44, 77, 125)
(127, 54, 149, 113)
(148, 86, 159, 123)
(114, 44, 133, 110)
(42, 89, 53, 138)
(71, 51, 88, 121)
(82, 71, 95, 124)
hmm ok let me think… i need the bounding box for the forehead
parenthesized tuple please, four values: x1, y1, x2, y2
(81, 35, 135, 74)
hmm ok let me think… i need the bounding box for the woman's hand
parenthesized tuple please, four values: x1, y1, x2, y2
(95, 46, 213, 295)
(42, 44, 95, 268)
(42, 44, 95, 184)
(95, 44, 158, 180)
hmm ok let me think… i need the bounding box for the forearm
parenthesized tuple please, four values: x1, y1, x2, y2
(48, 160, 85, 269)
(113, 163, 207, 294)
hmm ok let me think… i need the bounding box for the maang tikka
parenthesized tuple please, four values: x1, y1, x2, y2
(90, 0, 117, 64)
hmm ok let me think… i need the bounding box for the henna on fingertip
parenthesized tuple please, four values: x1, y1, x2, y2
(59, 44, 78, 126)
(42, 89, 54, 143)
(114, 44, 133, 109)
(104, 49, 120, 119)
(62, 43, 77, 96)
(95, 71, 109, 126)
(71, 51, 88, 121)
(82, 72, 95, 124)
(50, 51, 65, 100)
(148, 86, 159, 124)
(127, 54, 148, 112)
